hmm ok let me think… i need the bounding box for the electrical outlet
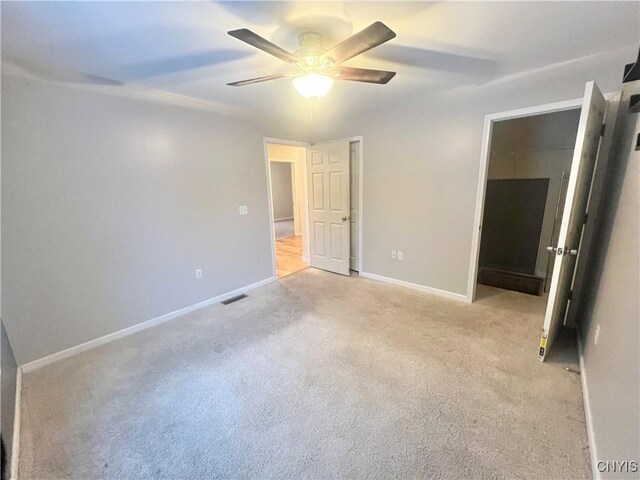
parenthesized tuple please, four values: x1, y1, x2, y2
(397, 251, 404, 261)
(594, 324, 600, 345)
(391, 250, 397, 259)
(195, 269, 203, 279)
(239, 205, 248, 215)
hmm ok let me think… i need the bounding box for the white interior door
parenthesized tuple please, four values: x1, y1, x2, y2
(539, 81, 607, 361)
(307, 140, 351, 275)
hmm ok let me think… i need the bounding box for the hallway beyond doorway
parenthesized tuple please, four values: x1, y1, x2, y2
(275, 235, 306, 279)
(275, 219, 294, 239)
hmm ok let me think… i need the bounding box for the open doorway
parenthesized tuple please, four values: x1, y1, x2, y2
(265, 137, 363, 280)
(266, 142, 308, 279)
(476, 108, 581, 296)
(468, 81, 617, 362)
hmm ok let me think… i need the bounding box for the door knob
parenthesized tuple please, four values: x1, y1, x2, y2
(341, 216, 349, 222)
(548, 246, 578, 256)
(548, 246, 565, 255)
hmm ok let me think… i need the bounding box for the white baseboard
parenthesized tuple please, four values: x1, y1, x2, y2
(10, 367, 22, 480)
(359, 271, 467, 302)
(20, 276, 276, 373)
(578, 335, 600, 480)
(274, 216, 293, 222)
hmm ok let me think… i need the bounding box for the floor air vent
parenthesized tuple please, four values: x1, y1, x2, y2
(221, 294, 248, 305)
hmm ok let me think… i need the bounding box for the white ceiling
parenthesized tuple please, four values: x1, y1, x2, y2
(2, 1, 638, 122)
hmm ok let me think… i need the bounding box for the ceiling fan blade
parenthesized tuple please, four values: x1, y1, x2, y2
(228, 29, 300, 64)
(323, 21, 396, 65)
(334, 66, 396, 84)
(227, 73, 290, 87)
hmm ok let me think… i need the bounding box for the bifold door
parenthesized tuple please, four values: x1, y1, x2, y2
(306, 141, 351, 275)
(539, 81, 610, 361)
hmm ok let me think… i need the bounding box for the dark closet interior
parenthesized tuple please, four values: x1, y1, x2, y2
(478, 178, 549, 294)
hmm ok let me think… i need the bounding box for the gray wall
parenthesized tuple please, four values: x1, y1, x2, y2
(579, 81, 639, 478)
(269, 162, 294, 220)
(490, 109, 582, 153)
(1, 322, 17, 474)
(1, 69, 306, 364)
(488, 110, 580, 277)
(312, 46, 631, 296)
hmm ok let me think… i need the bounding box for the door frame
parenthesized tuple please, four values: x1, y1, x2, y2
(353, 135, 365, 273)
(263, 135, 364, 279)
(466, 97, 584, 303)
(263, 137, 310, 280)
(466, 93, 619, 302)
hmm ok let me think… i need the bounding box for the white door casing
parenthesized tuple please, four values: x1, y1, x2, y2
(539, 81, 607, 361)
(349, 141, 360, 271)
(307, 141, 351, 275)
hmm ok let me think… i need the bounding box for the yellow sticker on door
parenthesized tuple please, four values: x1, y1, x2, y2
(539, 332, 548, 358)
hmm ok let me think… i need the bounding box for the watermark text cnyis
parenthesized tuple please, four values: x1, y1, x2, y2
(596, 460, 638, 473)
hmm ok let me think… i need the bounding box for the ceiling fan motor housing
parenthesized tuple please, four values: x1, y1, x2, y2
(296, 32, 326, 68)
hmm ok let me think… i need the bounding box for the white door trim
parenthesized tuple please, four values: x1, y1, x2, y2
(263, 138, 311, 279)
(355, 137, 364, 273)
(311, 135, 364, 273)
(466, 93, 619, 303)
(466, 97, 583, 303)
(10, 367, 22, 480)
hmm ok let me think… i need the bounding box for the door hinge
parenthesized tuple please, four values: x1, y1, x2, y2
(567, 290, 573, 301)
(583, 212, 588, 224)
(600, 124, 606, 137)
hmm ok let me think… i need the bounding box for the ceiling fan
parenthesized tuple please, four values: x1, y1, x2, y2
(226, 22, 397, 98)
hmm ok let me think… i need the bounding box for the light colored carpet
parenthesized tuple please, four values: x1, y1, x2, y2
(19, 269, 590, 479)
(274, 219, 294, 239)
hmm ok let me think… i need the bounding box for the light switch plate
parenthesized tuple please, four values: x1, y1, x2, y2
(239, 205, 248, 215)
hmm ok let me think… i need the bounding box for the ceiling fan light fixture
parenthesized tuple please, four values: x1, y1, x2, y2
(292, 73, 334, 99)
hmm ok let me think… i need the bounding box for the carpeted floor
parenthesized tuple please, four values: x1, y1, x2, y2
(18, 269, 591, 479)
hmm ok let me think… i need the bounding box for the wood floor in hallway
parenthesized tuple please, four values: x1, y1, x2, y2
(275, 235, 307, 279)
